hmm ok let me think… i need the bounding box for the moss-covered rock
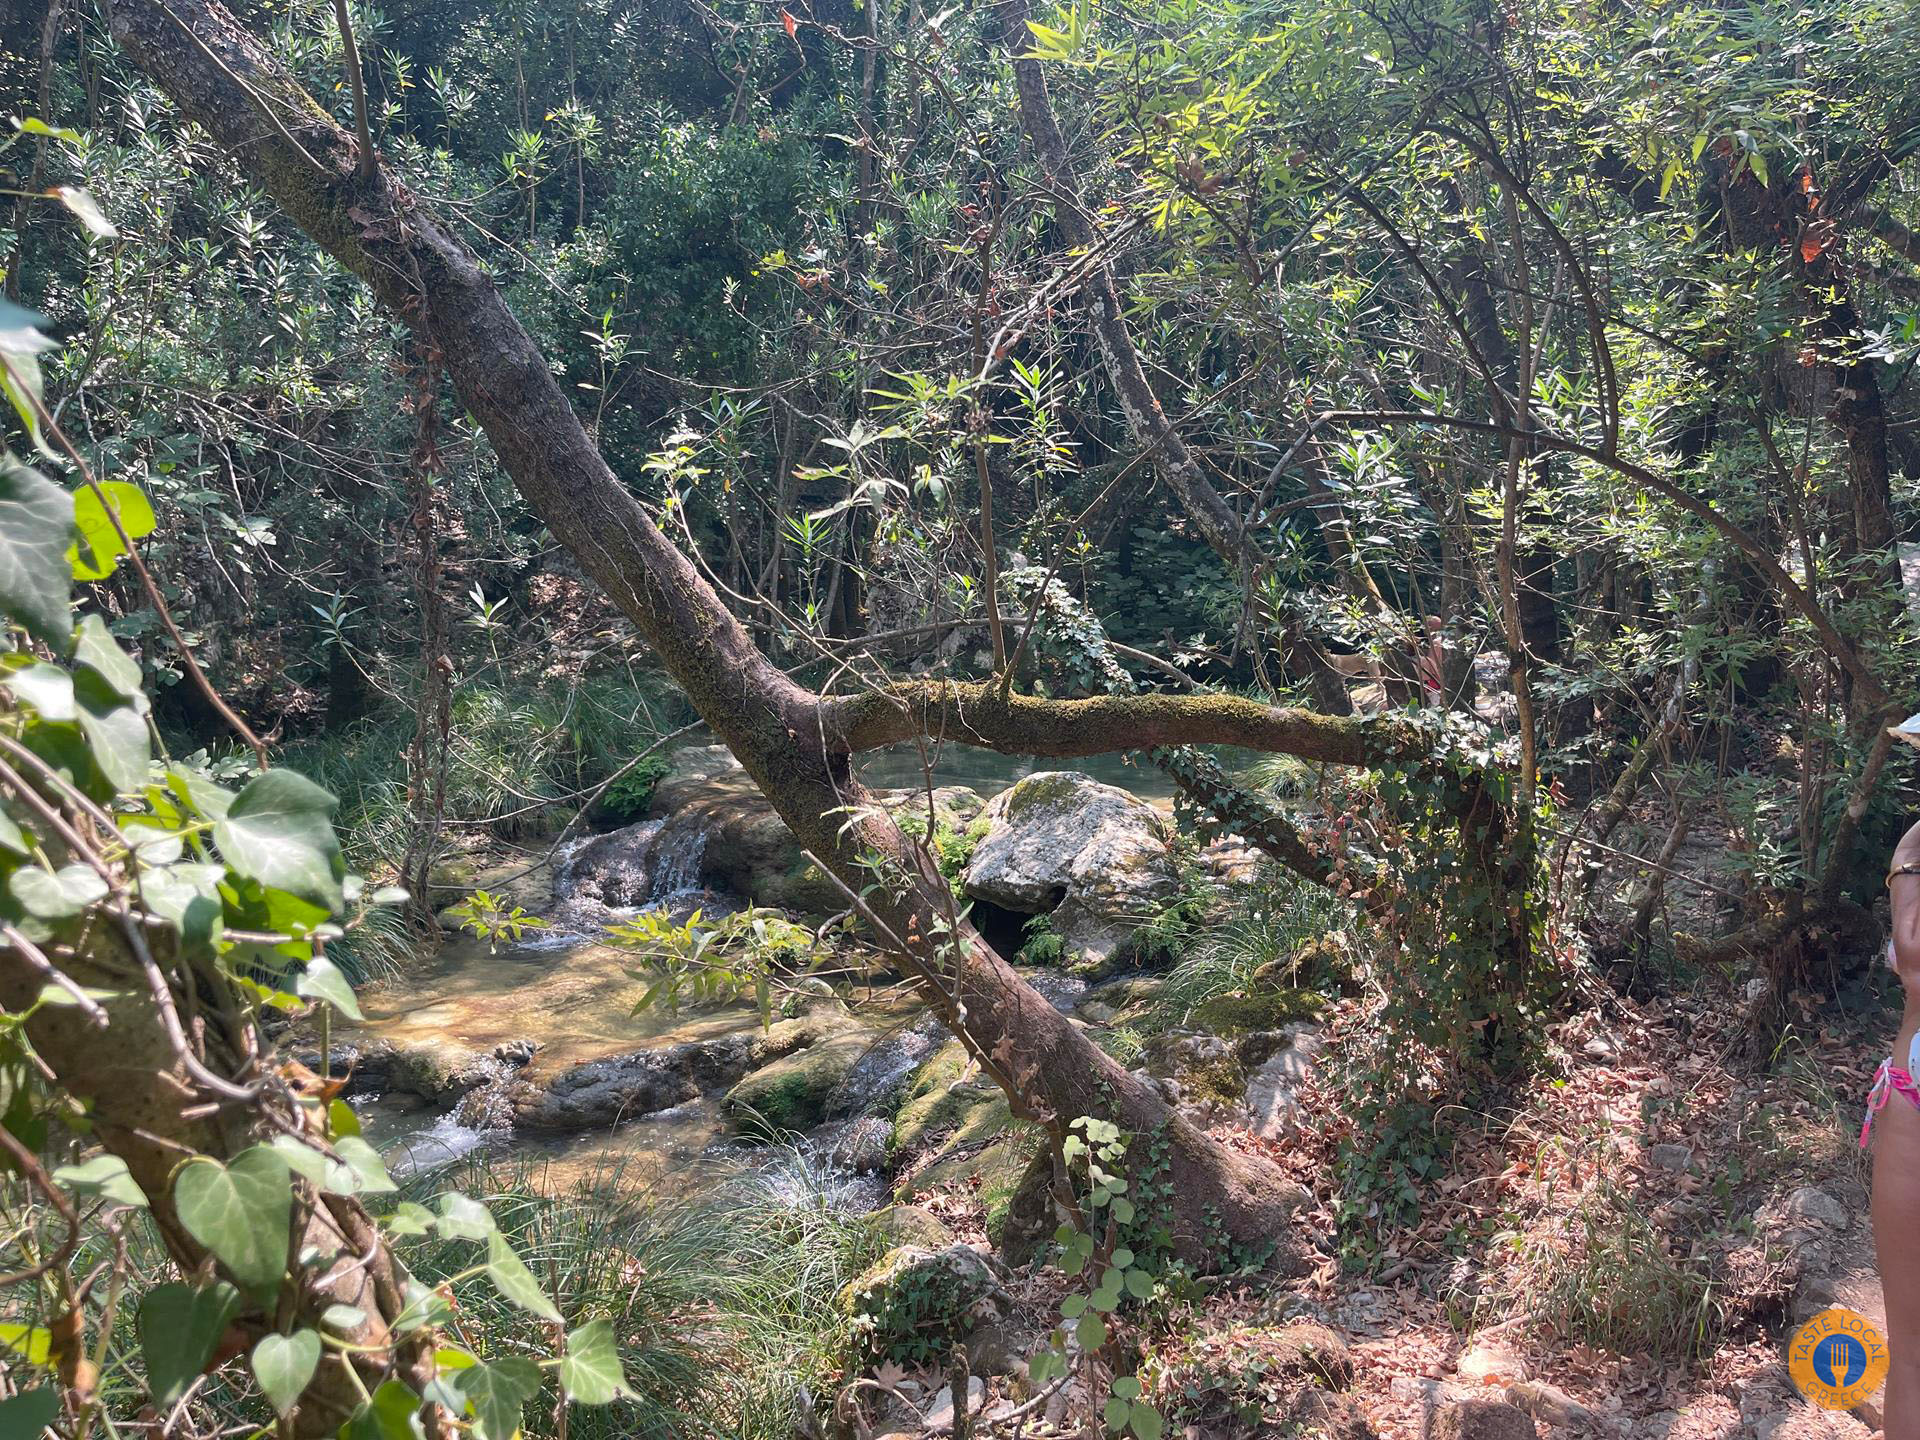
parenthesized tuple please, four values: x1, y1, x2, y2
(1142, 1322, 1373, 1440)
(889, 1039, 1012, 1158)
(1187, 986, 1324, 1037)
(837, 1243, 1010, 1367)
(723, 1025, 874, 1134)
(866, 1203, 955, 1250)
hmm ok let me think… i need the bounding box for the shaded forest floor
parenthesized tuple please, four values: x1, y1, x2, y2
(906, 943, 1895, 1440)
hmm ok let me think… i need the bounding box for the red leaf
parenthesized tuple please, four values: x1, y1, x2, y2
(782, 8, 797, 40)
(1800, 233, 1824, 264)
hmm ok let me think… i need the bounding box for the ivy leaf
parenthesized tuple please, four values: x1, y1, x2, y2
(173, 1146, 294, 1301)
(436, 1192, 496, 1240)
(72, 613, 143, 699)
(213, 769, 345, 911)
(297, 954, 362, 1019)
(382, 1201, 435, 1237)
(142, 862, 227, 951)
(74, 669, 149, 794)
(0, 1386, 57, 1433)
(559, 1317, 634, 1404)
(10, 863, 108, 919)
(68, 481, 155, 582)
(52, 1154, 146, 1208)
(334, 1136, 396, 1195)
(0, 459, 74, 643)
(454, 1355, 543, 1439)
(3, 661, 74, 720)
(138, 1281, 242, 1407)
(341, 1379, 426, 1440)
(485, 1229, 561, 1321)
(252, 1329, 321, 1417)
(0, 1321, 52, 1363)
(0, 809, 27, 856)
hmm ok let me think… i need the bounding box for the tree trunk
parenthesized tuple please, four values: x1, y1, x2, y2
(105, 0, 1310, 1264)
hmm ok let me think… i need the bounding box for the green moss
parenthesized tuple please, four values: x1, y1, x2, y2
(1004, 770, 1088, 813)
(724, 1028, 870, 1134)
(1187, 987, 1323, 1037)
(890, 1040, 1012, 1157)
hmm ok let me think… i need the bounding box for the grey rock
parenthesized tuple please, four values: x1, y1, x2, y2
(1649, 1143, 1694, 1173)
(924, 1377, 985, 1430)
(1429, 1399, 1539, 1440)
(825, 1115, 892, 1174)
(960, 771, 1178, 969)
(1782, 1186, 1849, 1230)
(1504, 1380, 1598, 1430)
(513, 1033, 759, 1130)
(1245, 1024, 1326, 1139)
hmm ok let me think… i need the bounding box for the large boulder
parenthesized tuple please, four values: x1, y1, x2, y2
(560, 744, 985, 916)
(960, 771, 1178, 969)
(1142, 1322, 1373, 1440)
(837, 1243, 1011, 1366)
(724, 1023, 877, 1133)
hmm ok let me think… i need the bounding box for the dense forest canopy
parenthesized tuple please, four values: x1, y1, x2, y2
(3, 0, 1920, 1435)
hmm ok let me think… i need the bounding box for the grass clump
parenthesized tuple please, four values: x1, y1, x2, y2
(1497, 1182, 1723, 1365)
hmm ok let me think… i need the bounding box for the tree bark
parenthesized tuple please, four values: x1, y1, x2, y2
(104, 0, 1312, 1263)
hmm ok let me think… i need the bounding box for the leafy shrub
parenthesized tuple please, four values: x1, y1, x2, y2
(601, 753, 671, 820)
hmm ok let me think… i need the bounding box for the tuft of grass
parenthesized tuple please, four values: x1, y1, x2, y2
(1497, 1182, 1723, 1365)
(1148, 875, 1353, 1032)
(404, 1147, 885, 1439)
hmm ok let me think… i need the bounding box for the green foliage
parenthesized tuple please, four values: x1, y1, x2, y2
(446, 888, 549, 949)
(601, 753, 671, 820)
(1030, 1117, 1169, 1440)
(1017, 912, 1066, 966)
(610, 904, 827, 1024)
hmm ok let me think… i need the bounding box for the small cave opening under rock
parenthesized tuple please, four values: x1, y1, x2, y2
(965, 890, 1064, 962)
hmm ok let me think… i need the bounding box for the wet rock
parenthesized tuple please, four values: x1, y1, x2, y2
(1143, 1322, 1372, 1440)
(891, 1040, 1013, 1159)
(1245, 1024, 1326, 1140)
(1429, 1400, 1539, 1440)
(564, 745, 987, 916)
(387, 1039, 511, 1104)
(960, 771, 1178, 969)
(513, 1032, 760, 1130)
(1649, 1143, 1694, 1173)
(826, 1115, 893, 1174)
(725, 1025, 876, 1134)
(838, 1244, 1011, 1364)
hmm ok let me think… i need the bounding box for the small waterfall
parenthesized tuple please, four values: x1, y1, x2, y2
(645, 821, 709, 902)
